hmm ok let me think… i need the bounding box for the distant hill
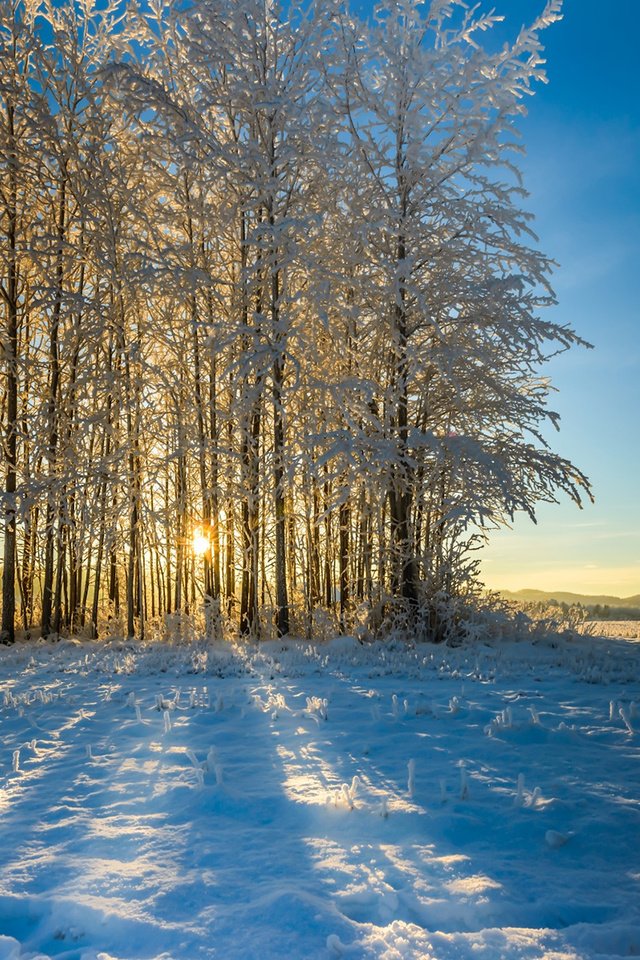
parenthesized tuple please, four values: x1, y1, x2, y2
(499, 589, 640, 609)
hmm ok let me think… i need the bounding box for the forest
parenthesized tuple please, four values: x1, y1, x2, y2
(0, 0, 590, 645)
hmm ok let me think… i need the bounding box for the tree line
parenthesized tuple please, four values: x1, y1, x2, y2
(0, 0, 590, 644)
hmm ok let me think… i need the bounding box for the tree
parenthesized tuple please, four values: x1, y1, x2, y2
(0, 0, 590, 643)
(331, 0, 587, 618)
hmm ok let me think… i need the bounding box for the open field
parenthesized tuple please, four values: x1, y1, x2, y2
(1, 632, 639, 959)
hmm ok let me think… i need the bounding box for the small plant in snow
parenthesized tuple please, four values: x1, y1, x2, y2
(514, 773, 525, 807)
(485, 706, 514, 736)
(205, 746, 217, 772)
(545, 829, 570, 848)
(341, 783, 353, 808)
(305, 696, 328, 721)
(529, 786, 542, 808)
(185, 750, 206, 788)
(407, 759, 416, 798)
(619, 705, 634, 734)
(459, 766, 469, 800)
(334, 776, 360, 809)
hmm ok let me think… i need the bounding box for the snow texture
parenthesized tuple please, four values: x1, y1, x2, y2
(0, 630, 639, 959)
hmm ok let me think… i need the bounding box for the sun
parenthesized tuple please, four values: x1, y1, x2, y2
(192, 529, 210, 556)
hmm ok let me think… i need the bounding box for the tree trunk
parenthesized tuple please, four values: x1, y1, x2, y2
(339, 498, 350, 630)
(1, 102, 18, 644)
(41, 172, 68, 637)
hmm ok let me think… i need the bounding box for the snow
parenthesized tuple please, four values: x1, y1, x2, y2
(1, 632, 639, 960)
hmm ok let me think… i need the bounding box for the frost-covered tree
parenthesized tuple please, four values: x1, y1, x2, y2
(330, 0, 588, 617)
(0, 0, 590, 643)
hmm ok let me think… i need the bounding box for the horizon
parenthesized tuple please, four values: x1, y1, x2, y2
(492, 586, 640, 602)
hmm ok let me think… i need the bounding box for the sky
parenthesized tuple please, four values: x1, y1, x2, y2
(473, 0, 640, 597)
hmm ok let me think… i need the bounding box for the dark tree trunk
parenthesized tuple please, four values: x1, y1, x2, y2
(1, 103, 18, 644)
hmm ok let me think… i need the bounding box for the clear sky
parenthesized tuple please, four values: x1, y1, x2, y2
(476, 0, 640, 598)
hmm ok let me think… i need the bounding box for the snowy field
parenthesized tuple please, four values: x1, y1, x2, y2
(1, 631, 639, 960)
(587, 621, 640, 640)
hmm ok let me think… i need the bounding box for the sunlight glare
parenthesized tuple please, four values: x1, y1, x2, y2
(192, 530, 209, 556)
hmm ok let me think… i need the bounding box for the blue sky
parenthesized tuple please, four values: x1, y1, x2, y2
(476, 0, 640, 597)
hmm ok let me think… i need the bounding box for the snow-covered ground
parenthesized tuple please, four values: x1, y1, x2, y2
(1, 631, 639, 960)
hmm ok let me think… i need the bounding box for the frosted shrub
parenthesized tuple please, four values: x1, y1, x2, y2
(203, 597, 224, 642)
(521, 602, 592, 641)
(310, 606, 341, 643)
(164, 611, 200, 644)
(305, 696, 328, 721)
